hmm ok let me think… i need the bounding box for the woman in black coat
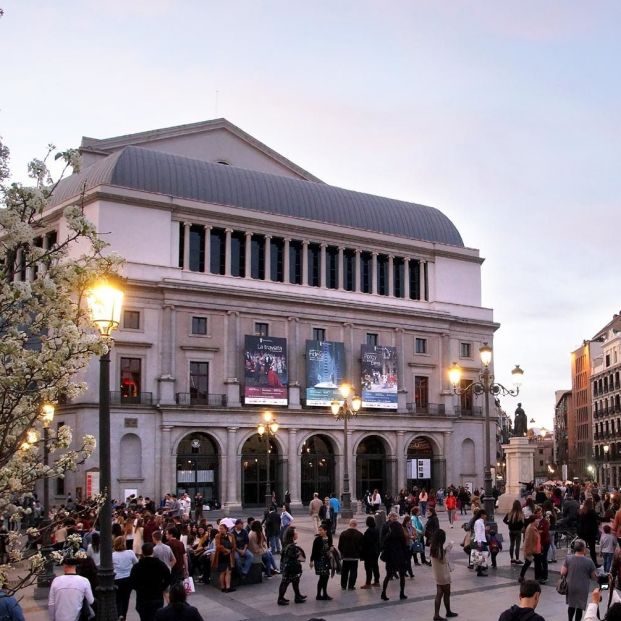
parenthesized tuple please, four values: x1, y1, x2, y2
(360, 515, 380, 588)
(310, 523, 333, 600)
(577, 498, 599, 566)
(380, 513, 408, 601)
(425, 507, 440, 546)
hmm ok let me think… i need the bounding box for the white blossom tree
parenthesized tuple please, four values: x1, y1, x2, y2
(0, 139, 121, 591)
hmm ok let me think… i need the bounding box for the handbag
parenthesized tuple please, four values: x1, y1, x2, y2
(411, 539, 424, 554)
(556, 575, 568, 596)
(79, 598, 95, 621)
(183, 576, 196, 594)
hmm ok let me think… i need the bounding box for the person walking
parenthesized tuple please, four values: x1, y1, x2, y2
(166, 527, 188, 584)
(535, 508, 550, 584)
(338, 519, 364, 590)
(329, 494, 341, 534)
(473, 509, 489, 577)
(560, 539, 598, 621)
(129, 542, 172, 621)
(113, 535, 139, 621)
(601, 524, 618, 573)
(380, 511, 408, 601)
(430, 529, 458, 620)
(577, 498, 600, 567)
(419, 488, 429, 518)
(277, 526, 307, 605)
(446, 491, 457, 528)
(49, 556, 95, 621)
(152, 530, 175, 573)
(504, 500, 525, 565)
(519, 516, 541, 584)
(412, 507, 431, 566)
(319, 497, 334, 535)
(310, 523, 333, 600)
(264, 505, 282, 554)
(154, 582, 204, 621)
(360, 515, 380, 589)
(309, 492, 323, 534)
(498, 580, 545, 621)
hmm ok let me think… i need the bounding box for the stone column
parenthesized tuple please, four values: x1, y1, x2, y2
(397, 431, 406, 490)
(159, 305, 176, 405)
(160, 425, 173, 495)
(426, 261, 433, 302)
(224, 312, 241, 406)
(244, 232, 252, 278)
(288, 428, 302, 508)
(226, 427, 241, 511)
(320, 243, 327, 288)
(371, 252, 378, 295)
(203, 225, 211, 273)
(404, 258, 410, 299)
(338, 247, 344, 290)
(497, 437, 537, 513)
(224, 228, 232, 276)
(182, 222, 191, 271)
(346, 429, 355, 504)
(264, 235, 272, 281)
(354, 250, 361, 292)
(421, 260, 428, 301)
(302, 241, 309, 286)
(443, 431, 454, 486)
(283, 238, 291, 284)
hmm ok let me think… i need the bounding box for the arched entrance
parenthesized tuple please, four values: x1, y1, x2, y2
(241, 433, 282, 507)
(176, 432, 219, 505)
(407, 436, 434, 490)
(356, 435, 387, 500)
(300, 435, 335, 504)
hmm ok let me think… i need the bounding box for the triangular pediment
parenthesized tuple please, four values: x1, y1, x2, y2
(80, 118, 320, 182)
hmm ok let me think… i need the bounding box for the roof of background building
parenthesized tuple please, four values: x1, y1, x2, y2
(52, 146, 465, 247)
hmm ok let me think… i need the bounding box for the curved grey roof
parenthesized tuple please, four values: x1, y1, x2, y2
(52, 146, 464, 247)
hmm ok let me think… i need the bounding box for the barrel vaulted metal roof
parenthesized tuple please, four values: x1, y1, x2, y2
(52, 146, 464, 247)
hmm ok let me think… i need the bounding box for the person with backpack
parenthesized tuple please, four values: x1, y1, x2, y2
(498, 579, 545, 621)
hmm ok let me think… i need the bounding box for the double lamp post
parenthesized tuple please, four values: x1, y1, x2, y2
(448, 343, 524, 522)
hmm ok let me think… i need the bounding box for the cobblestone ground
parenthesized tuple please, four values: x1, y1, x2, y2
(21, 509, 593, 621)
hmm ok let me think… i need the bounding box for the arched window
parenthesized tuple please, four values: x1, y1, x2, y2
(120, 434, 142, 479)
(461, 439, 475, 474)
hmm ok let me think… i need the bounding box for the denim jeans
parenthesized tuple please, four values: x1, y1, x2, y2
(269, 535, 281, 554)
(235, 550, 254, 575)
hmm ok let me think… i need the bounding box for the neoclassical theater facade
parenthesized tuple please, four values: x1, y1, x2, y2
(46, 119, 498, 509)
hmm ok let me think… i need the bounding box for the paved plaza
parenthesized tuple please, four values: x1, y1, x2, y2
(21, 510, 593, 621)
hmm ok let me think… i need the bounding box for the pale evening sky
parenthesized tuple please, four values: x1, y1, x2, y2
(2, 1, 620, 427)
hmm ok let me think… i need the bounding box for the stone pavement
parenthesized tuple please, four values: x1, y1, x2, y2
(20, 510, 595, 621)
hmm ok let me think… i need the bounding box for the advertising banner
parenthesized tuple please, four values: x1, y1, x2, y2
(360, 345, 398, 409)
(305, 340, 346, 406)
(244, 336, 288, 405)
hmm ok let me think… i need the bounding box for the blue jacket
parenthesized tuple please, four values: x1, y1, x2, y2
(329, 497, 341, 514)
(0, 591, 25, 621)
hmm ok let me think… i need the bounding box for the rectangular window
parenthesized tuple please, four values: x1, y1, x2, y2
(366, 333, 378, 346)
(250, 234, 265, 280)
(393, 257, 404, 298)
(230, 231, 246, 277)
(415, 376, 429, 408)
(326, 246, 339, 289)
(460, 379, 473, 412)
(189, 225, 205, 272)
(460, 342, 472, 358)
(123, 310, 140, 330)
(190, 361, 209, 404)
(360, 252, 372, 293)
(312, 328, 326, 342)
(344, 249, 356, 292)
(289, 240, 302, 284)
(255, 322, 269, 337)
(210, 228, 226, 275)
(120, 357, 142, 403)
(415, 338, 427, 354)
(377, 254, 389, 296)
(308, 243, 321, 287)
(270, 237, 284, 282)
(409, 259, 421, 300)
(191, 316, 208, 335)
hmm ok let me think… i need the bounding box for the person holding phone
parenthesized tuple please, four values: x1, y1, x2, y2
(583, 587, 621, 621)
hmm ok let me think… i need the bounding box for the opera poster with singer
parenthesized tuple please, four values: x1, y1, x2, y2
(305, 340, 346, 406)
(360, 344, 398, 409)
(244, 335, 288, 405)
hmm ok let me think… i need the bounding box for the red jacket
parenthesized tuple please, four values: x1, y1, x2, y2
(446, 496, 457, 510)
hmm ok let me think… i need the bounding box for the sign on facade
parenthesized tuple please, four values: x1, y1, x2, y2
(244, 336, 288, 405)
(360, 345, 398, 409)
(305, 340, 346, 406)
(85, 470, 100, 498)
(407, 458, 431, 479)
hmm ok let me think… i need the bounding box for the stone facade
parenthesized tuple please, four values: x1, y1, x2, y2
(41, 119, 498, 509)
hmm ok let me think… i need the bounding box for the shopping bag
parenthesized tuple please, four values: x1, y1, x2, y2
(183, 576, 196, 594)
(469, 549, 488, 569)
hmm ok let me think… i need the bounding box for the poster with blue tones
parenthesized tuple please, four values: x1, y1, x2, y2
(305, 340, 346, 406)
(360, 345, 398, 409)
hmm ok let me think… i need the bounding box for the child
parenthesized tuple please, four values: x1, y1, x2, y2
(600, 524, 618, 573)
(488, 529, 503, 569)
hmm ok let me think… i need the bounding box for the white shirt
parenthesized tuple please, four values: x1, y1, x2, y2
(48, 573, 94, 621)
(86, 544, 100, 567)
(474, 518, 486, 544)
(112, 549, 138, 579)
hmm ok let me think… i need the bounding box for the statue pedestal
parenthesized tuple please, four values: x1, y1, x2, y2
(497, 437, 536, 514)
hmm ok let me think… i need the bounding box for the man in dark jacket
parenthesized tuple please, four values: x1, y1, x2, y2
(130, 543, 172, 621)
(337, 519, 364, 590)
(498, 580, 545, 621)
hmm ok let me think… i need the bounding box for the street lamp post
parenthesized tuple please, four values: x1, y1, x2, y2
(35, 403, 56, 593)
(449, 343, 524, 523)
(86, 281, 123, 621)
(257, 411, 279, 510)
(330, 383, 362, 521)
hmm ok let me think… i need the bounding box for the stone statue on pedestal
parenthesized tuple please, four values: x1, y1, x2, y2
(512, 403, 528, 437)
